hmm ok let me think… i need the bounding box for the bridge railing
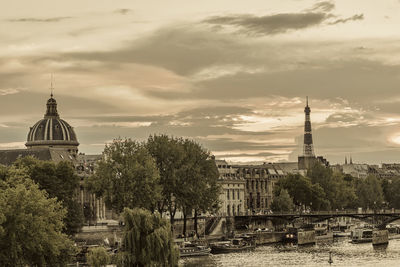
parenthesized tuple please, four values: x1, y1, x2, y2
(240, 209, 400, 217)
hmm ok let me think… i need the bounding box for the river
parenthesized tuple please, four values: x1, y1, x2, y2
(180, 238, 400, 266)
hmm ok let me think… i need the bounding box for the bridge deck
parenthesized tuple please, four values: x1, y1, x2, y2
(235, 210, 400, 219)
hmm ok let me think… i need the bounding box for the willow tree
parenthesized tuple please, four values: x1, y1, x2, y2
(87, 138, 161, 213)
(117, 208, 179, 267)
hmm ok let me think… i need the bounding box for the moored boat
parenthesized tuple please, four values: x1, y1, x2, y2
(179, 242, 211, 257)
(351, 228, 373, 243)
(210, 238, 255, 254)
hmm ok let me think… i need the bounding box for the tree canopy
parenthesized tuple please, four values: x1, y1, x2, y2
(146, 135, 220, 235)
(88, 138, 161, 213)
(0, 166, 75, 266)
(117, 208, 179, 267)
(271, 189, 294, 212)
(12, 156, 84, 235)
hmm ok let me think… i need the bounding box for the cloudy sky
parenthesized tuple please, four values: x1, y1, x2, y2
(1, 0, 400, 164)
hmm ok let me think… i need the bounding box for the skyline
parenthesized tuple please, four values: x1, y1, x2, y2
(1, 0, 400, 164)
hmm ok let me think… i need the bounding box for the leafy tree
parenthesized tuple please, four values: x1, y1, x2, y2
(309, 183, 330, 210)
(355, 175, 384, 209)
(146, 135, 186, 226)
(0, 167, 75, 266)
(271, 189, 294, 212)
(275, 174, 330, 210)
(87, 247, 110, 267)
(88, 138, 161, 213)
(117, 208, 179, 267)
(178, 139, 220, 236)
(147, 135, 220, 236)
(12, 157, 84, 235)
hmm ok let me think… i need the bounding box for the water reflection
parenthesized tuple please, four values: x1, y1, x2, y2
(180, 238, 400, 266)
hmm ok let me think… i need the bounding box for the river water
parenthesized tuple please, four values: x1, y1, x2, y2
(180, 238, 400, 266)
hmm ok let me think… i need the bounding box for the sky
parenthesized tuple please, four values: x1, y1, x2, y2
(1, 0, 400, 164)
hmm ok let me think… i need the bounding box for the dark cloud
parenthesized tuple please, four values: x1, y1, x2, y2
(203, 12, 329, 35)
(0, 90, 117, 119)
(329, 14, 364, 25)
(307, 1, 335, 12)
(114, 9, 132, 15)
(192, 59, 400, 103)
(63, 26, 256, 75)
(7, 17, 72, 23)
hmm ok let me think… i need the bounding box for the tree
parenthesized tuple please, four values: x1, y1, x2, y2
(0, 167, 75, 266)
(117, 208, 179, 267)
(146, 135, 186, 227)
(274, 174, 330, 210)
(88, 138, 161, 213)
(87, 247, 110, 267)
(13, 157, 84, 235)
(271, 189, 294, 212)
(304, 164, 357, 210)
(178, 139, 220, 236)
(355, 175, 384, 209)
(147, 135, 220, 236)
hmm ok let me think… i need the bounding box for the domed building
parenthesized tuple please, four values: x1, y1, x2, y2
(0, 93, 112, 223)
(26, 94, 79, 156)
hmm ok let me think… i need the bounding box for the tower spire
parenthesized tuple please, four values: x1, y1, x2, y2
(50, 73, 54, 98)
(303, 97, 315, 157)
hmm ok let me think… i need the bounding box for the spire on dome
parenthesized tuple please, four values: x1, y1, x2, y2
(45, 74, 59, 118)
(50, 73, 54, 98)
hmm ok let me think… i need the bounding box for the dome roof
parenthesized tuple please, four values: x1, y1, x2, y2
(26, 95, 79, 148)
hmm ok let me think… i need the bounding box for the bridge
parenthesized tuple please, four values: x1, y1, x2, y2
(234, 210, 400, 229)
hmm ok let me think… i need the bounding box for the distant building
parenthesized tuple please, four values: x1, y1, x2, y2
(215, 160, 246, 216)
(0, 94, 107, 222)
(234, 163, 286, 214)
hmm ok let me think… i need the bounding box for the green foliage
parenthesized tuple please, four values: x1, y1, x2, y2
(383, 177, 400, 208)
(271, 189, 294, 212)
(179, 139, 220, 214)
(87, 246, 110, 267)
(0, 170, 75, 266)
(146, 135, 220, 234)
(275, 174, 315, 206)
(355, 175, 384, 209)
(146, 135, 186, 218)
(88, 138, 161, 213)
(118, 208, 179, 267)
(307, 164, 356, 209)
(13, 157, 84, 235)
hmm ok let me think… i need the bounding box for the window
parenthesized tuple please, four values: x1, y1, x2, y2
(237, 190, 240, 200)
(227, 189, 230, 200)
(232, 189, 235, 200)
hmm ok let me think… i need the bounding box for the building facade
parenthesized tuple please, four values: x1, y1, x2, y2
(234, 163, 286, 214)
(215, 160, 246, 216)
